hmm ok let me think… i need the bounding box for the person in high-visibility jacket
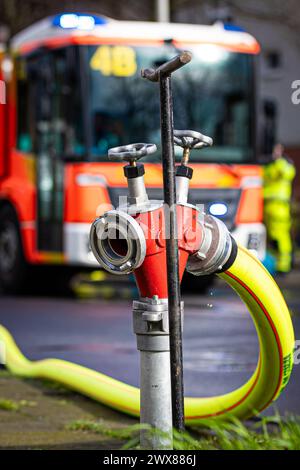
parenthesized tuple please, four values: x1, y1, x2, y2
(264, 144, 296, 273)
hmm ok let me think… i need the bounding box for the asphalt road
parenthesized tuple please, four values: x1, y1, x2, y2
(0, 277, 299, 416)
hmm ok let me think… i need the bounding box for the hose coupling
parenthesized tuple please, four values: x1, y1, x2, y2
(90, 210, 146, 275)
(186, 214, 237, 276)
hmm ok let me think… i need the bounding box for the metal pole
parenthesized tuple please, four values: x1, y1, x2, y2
(133, 298, 173, 449)
(141, 52, 192, 433)
(159, 74, 185, 432)
(155, 0, 170, 23)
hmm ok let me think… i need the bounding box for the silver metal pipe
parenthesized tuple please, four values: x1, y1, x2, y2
(176, 176, 190, 204)
(155, 0, 170, 23)
(133, 297, 173, 449)
(140, 350, 172, 449)
(127, 176, 149, 206)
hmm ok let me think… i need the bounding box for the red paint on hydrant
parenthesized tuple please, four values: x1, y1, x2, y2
(133, 204, 203, 299)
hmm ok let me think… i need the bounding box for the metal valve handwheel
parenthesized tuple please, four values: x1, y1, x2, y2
(108, 143, 157, 163)
(174, 130, 213, 150)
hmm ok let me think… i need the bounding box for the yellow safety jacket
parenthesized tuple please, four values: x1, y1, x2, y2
(264, 157, 296, 202)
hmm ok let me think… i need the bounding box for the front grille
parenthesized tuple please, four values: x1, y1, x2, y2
(108, 187, 241, 232)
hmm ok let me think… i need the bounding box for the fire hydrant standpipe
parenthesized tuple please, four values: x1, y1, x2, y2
(142, 52, 193, 433)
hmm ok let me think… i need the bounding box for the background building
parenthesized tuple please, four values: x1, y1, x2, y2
(175, 0, 300, 200)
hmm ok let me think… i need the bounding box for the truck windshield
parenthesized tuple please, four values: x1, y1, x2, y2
(83, 44, 254, 163)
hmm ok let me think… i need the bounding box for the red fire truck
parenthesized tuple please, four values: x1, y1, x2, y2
(0, 13, 265, 293)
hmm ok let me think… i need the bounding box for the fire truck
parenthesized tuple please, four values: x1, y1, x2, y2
(0, 12, 265, 293)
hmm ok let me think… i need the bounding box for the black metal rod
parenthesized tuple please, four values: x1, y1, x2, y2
(141, 51, 192, 82)
(159, 74, 185, 432)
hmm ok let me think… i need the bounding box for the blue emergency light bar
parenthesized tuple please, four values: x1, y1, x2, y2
(223, 23, 245, 33)
(53, 13, 107, 30)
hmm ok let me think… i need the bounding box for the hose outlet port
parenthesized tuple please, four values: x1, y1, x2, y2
(90, 210, 146, 275)
(186, 215, 237, 276)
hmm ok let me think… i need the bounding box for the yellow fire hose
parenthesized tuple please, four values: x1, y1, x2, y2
(0, 245, 294, 424)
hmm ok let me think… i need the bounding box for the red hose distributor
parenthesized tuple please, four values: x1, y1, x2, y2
(133, 203, 203, 299)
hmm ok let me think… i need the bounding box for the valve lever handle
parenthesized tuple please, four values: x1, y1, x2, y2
(174, 130, 213, 150)
(108, 143, 157, 164)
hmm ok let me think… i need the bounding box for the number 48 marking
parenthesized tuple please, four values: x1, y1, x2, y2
(90, 45, 137, 77)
